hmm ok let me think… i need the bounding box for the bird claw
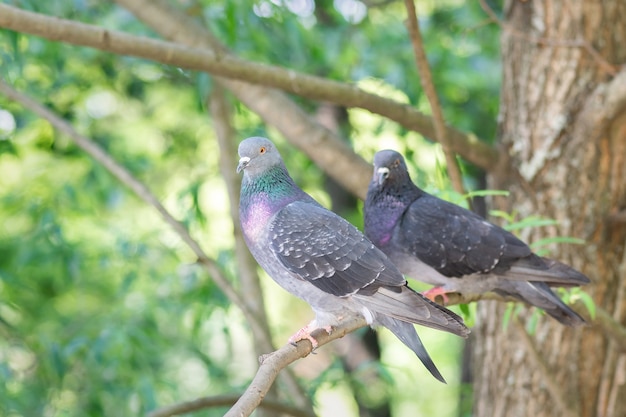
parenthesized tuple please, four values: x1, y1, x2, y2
(288, 323, 333, 350)
(422, 286, 450, 304)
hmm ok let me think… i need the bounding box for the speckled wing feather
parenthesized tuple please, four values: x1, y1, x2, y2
(400, 194, 532, 277)
(270, 201, 405, 297)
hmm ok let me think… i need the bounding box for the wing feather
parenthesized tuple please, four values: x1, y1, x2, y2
(399, 195, 533, 277)
(270, 201, 405, 297)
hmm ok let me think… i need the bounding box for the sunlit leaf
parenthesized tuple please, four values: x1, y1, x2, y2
(503, 216, 558, 232)
(530, 236, 586, 249)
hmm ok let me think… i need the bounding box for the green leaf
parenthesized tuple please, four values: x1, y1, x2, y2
(195, 72, 213, 108)
(504, 216, 558, 232)
(0, 140, 17, 155)
(569, 289, 596, 319)
(464, 189, 509, 198)
(458, 303, 476, 327)
(502, 303, 514, 330)
(530, 236, 586, 249)
(50, 343, 66, 379)
(459, 303, 470, 317)
(525, 310, 541, 334)
(489, 209, 516, 223)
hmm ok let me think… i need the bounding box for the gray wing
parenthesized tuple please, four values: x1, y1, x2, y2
(399, 195, 533, 277)
(270, 201, 406, 297)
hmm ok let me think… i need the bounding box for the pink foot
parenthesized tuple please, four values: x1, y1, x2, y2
(288, 322, 333, 349)
(422, 286, 450, 304)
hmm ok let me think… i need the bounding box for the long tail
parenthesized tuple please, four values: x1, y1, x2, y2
(505, 256, 591, 287)
(495, 281, 586, 326)
(355, 285, 470, 337)
(376, 315, 446, 383)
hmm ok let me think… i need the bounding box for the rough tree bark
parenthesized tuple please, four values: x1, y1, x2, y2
(475, 2, 626, 417)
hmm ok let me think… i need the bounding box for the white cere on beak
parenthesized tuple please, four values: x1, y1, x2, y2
(237, 156, 251, 173)
(376, 167, 390, 184)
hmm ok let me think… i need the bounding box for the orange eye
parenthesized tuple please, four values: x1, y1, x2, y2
(259, 146, 266, 154)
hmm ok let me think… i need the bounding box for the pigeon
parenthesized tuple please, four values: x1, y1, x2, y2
(237, 137, 469, 382)
(364, 150, 590, 326)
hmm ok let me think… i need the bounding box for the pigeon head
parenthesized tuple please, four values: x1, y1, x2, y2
(372, 150, 413, 189)
(365, 150, 421, 248)
(237, 136, 284, 176)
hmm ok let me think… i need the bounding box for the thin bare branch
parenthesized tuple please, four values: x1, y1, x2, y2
(209, 85, 273, 355)
(0, 2, 498, 178)
(403, 0, 469, 204)
(138, 289, 624, 417)
(0, 76, 316, 415)
(209, 85, 313, 411)
(0, 77, 278, 354)
(108, 0, 366, 200)
(224, 315, 368, 417)
(222, 288, 626, 417)
(147, 394, 315, 417)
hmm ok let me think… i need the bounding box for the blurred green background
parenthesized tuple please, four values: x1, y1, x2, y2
(0, 0, 500, 416)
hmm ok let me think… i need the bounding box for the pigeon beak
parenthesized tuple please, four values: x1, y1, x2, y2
(376, 167, 390, 185)
(237, 156, 250, 173)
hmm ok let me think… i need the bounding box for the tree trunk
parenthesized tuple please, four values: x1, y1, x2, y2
(474, 1, 626, 417)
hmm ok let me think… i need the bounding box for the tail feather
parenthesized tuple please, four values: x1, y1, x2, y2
(376, 315, 446, 383)
(505, 257, 591, 287)
(355, 285, 470, 337)
(495, 281, 586, 326)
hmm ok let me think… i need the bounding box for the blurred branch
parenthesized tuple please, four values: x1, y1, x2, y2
(208, 85, 313, 411)
(147, 394, 315, 417)
(114, 0, 494, 173)
(403, 0, 468, 203)
(0, 3, 498, 183)
(209, 87, 268, 337)
(107, 0, 366, 200)
(0, 77, 276, 357)
(478, 0, 618, 75)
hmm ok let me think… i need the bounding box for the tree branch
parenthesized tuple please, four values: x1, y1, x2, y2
(441, 293, 626, 352)
(403, 0, 469, 202)
(1, 70, 623, 393)
(208, 85, 313, 411)
(209, 85, 272, 354)
(224, 315, 368, 417)
(135, 287, 626, 417)
(0, 76, 316, 416)
(0, 77, 278, 356)
(147, 394, 315, 417)
(113, 0, 371, 199)
(0, 2, 498, 179)
(220, 289, 626, 417)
